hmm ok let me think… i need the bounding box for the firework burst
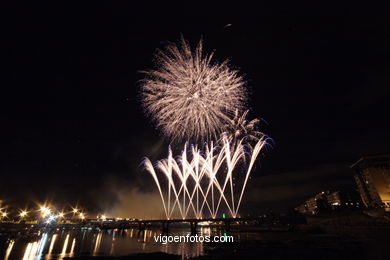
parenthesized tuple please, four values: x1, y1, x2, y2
(141, 37, 247, 142)
(221, 110, 264, 148)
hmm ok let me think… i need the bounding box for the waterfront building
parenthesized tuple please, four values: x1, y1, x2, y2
(351, 154, 390, 211)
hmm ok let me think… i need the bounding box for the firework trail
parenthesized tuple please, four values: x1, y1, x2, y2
(143, 135, 269, 219)
(221, 109, 264, 148)
(140, 37, 270, 220)
(141, 37, 247, 142)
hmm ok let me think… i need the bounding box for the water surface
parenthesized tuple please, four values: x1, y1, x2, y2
(0, 227, 239, 259)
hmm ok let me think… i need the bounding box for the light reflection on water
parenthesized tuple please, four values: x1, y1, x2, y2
(0, 227, 226, 260)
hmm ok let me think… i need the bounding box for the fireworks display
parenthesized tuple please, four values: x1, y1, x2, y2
(141, 37, 248, 142)
(144, 135, 268, 219)
(221, 109, 264, 148)
(142, 37, 269, 219)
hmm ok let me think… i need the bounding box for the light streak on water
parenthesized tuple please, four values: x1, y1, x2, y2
(36, 233, 48, 258)
(143, 229, 147, 242)
(93, 232, 102, 256)
(2, 228, 214, 259)
(22, 241, 39, 260)
(70, 238, 76, 256)
(22, 243, 32, 260)
(4, 240, 14, 260)
(61, 234, 69, 255)
(47, 234, 57, 255)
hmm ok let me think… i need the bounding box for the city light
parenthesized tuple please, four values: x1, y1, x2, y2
(45, 215, 56, 224)
(40, 206, 51, 218)
(19, 210, 28, 218)
(0, 204, 93, 222)
(1, 211, 7, 220)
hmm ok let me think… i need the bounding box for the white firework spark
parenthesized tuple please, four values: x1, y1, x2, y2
(141, 37, 247, 142)
(143, 135, 268, 219)
(221, 110, 264, 148)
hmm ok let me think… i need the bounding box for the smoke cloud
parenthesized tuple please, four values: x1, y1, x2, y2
(107, 187, 166, 219)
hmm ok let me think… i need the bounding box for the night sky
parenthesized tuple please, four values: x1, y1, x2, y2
(1, 8, 390, 214)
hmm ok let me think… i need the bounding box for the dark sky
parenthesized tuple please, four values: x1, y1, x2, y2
(1, 7, 390, 214)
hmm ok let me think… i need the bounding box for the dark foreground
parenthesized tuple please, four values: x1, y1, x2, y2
(65, 227, 390, 260)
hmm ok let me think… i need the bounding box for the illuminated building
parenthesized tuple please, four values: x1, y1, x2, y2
(351, 154, 390, 211)
(295, 191, 359, 215)
(326, 191, 342, 209)
(295, 191, 332, 215)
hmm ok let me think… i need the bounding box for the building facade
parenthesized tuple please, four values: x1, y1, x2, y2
(295, 190, 361, 215)
(351, 154, 390, 211)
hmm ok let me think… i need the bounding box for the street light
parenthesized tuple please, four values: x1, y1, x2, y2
(46, 215, 56, 224)
(79, 212, 85, 220)
(0, 211, 7, 221)
(40, 206, 51, 218)
(19, 210, 28, 219)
